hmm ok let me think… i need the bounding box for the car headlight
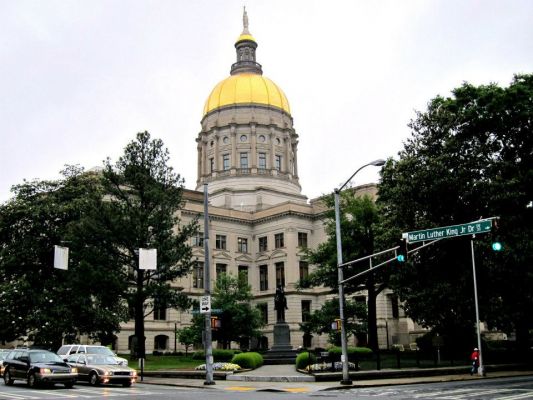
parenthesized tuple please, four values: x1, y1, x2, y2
(70, 368, 78, 374)
(131, 370, 137, 377)
(103, 370, 113, 376)
(40, 368, 52, 374)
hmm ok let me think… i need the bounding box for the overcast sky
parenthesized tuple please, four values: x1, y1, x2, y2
(1, 0, 532, 202)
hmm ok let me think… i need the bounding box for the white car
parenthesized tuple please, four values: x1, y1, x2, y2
(57, 345, 128, 366)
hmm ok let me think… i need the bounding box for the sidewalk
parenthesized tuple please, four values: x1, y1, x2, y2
(138, 365, 533, 393)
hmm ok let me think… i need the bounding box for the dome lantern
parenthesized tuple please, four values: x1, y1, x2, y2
(231, 7, 262, 75)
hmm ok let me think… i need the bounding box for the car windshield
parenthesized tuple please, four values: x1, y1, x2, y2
(86, 355, 118, 365)
(30, 352, 63, 363)
(89, 347, 114, 356)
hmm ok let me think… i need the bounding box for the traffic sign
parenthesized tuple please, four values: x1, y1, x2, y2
(405, 220, 492, 244)
(200, 295, 211, 314)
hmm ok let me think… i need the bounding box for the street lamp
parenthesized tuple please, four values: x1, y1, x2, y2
(334, 159, 386, 385)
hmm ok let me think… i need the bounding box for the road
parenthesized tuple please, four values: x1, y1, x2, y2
(0, 376, 532, 399)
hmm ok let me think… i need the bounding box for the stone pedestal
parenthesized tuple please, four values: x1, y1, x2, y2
(271, 322, 292, 351)
(263, 322, 296, 364)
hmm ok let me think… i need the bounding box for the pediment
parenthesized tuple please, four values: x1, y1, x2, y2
(235, 254, 254, 263)
(255, 253, 270, 262)
(271, 249, 287, 259)
(213, 251, 232, 260)
(192, 249, 205, 258)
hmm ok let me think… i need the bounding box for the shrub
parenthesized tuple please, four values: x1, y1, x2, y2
(192, 349, 241, 361)
(328, 346, 373, 361)
(231, 352, 264, 369)
(295, 351, 316, 370)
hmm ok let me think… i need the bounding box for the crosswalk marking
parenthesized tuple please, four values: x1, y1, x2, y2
(493, 391, 533, 400)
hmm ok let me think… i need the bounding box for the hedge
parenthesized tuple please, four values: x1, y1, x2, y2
(327, 346, 373, 361)
(192, 349, 241, 361)
(231, 352, 264, 369)
(295, 351, 317, 370)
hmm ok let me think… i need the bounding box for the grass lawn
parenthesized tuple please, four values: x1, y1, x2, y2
(121, 354, 203, 371)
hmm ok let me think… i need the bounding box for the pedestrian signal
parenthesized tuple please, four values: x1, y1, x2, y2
(397, 238, 408, 262)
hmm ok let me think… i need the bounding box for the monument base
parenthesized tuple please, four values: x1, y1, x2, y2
(263, 322, 296, 364)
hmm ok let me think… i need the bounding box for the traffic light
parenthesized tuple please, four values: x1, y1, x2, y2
(396, 238, 408, 262)
(491, 219, 503, 252)
(211, 316, 221, 330)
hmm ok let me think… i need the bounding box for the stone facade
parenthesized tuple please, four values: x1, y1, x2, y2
(113, 12, 424, 354)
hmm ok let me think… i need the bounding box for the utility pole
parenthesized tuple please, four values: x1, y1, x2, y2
(203, 183, 215, 385)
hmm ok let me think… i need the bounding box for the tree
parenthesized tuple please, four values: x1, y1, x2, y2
(176, 326, 201, 356)
(0, 166, 127, 348)
(300, 299, 367, 346)
(80, 131, 197, 358)
(302, 192, 389, 351)
(190, 273, 264, 349)
(378, 74, 533, 353)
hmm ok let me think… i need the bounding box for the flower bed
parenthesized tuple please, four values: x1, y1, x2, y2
(195, 362, 241, 371)
(305, 361, 357, 372)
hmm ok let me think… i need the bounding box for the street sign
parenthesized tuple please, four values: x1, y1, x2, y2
(405, 220, 492, 244)
(200, 295, 211, 314)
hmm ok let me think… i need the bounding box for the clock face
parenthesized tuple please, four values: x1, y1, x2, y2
(223, 136, 229, 144)
(240, 135, 247, 142)
(258, 135, 266, 143)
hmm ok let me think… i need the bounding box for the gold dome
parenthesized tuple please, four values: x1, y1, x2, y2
(203, 73, 291, 116)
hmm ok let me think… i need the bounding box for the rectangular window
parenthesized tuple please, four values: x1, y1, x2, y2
(192, 232, 204, 247)
(275, 233, 284, 249)
(238, 265, 248, 283)
(390, 295, 399, 319)
(210, 158, 214, 173)
(258, 152, 267, 169)
(298, 232, 308, 248)
(258, 236, 268, 252)
(223, 154, 230, 170)
(154, 300, 167, 321)
(237, 237, 248, 253)
(240, 153, 249, 169)
(275, 154, 282, 171)
(259, 265, 268, 291)
(257, 303, 268, 324)
(301, 300, 311, 322)
(299, 261, 309, 281)
(215, 234, 226, 250)
(275, 262, 285, 288)
(193, 261, 204, 289)
(216, 263, 227, 279)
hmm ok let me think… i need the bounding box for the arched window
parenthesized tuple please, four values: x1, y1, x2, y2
(154, 335, 169, 351)
(128, 335, 135, 351)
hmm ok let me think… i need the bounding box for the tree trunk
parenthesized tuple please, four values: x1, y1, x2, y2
(366, 275, 379, 352)
(134, 269, 146, 359)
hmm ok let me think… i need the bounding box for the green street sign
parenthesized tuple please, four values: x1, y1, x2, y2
(406, 220, 492, 244)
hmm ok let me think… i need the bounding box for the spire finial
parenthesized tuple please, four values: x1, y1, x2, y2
(242, 6, 250, 34)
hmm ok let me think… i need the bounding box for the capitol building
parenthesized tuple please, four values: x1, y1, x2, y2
(116, 12, 423, 354)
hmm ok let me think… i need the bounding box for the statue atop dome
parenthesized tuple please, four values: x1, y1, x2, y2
(242, 6, 250, 35)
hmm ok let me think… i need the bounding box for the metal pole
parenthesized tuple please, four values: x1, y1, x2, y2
(334, 189, 352, 385)
(203, 183, 215, 385)
(470, 238, 484, 376)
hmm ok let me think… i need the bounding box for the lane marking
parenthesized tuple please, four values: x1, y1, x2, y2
(225, 386, 255, 391)
(284, 388, 310, 393)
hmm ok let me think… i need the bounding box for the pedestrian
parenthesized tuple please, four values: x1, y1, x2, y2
(470, 347, 480, 375)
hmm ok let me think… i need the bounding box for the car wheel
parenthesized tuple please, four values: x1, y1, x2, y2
(122, 381, 132, 387)
(3, 368, 14, 386)
(27, 372, 38, 388)
(89, 372, 99, 386)
(64, 381, 74, 389)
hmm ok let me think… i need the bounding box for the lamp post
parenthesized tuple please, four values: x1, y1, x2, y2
(334, 159, 386, 385)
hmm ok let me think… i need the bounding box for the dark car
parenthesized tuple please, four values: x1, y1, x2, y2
(2, 349, 77, 388)
(66, 353, 136, 387)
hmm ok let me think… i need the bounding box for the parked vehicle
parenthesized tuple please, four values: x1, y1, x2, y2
(0, 349, 11, 377)
(66, 353, 136, 387)
(2, 349, 77, 388)
(57, 344, 128, 366)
